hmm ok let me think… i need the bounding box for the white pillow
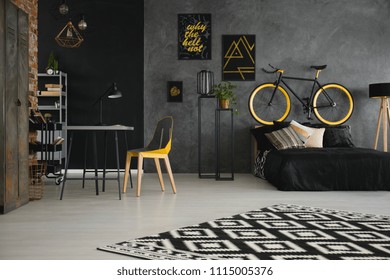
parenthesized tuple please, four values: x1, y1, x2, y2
(305, 127, 325, 148)
(290, 120, 314, 143)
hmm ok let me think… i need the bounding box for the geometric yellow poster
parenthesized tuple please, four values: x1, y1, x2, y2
(222, 35, 255, 81)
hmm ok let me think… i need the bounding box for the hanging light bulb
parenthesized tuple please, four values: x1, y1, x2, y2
(59, 0, 69, 15)
(66, 26, 73, 38)
(78, 14, 87, 31)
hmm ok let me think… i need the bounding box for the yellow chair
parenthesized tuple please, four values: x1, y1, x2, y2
(123, 116, 177, 196)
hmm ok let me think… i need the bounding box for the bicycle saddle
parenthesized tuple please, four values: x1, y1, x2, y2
(310, 65, 327, 70)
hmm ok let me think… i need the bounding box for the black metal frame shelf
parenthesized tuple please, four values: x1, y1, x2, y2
(215, 108, 234, 181)
(198, 95, 235, 180)
(31, 122, 64, 182)
(198, 95, 217, 178)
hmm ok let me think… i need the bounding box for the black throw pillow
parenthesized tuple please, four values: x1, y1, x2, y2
(273, 121, 291, 130)
(250, 122, 290, 152)
(323, 126, 355, 148)
(302, 123, 355, 148)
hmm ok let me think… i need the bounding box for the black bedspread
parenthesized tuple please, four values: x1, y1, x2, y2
(263, 148, 390, 191)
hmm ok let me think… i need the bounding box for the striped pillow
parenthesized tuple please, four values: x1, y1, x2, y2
(265, 126, 305, 150)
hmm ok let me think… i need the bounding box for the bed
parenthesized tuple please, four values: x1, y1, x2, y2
(251, 122, 390, 191)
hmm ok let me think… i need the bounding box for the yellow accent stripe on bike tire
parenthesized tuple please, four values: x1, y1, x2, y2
(249, 83, 291, 125)
(313, 84, 353, 125)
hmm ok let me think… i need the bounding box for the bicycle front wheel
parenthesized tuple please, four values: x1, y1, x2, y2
(248, 83, 291, 125)
(313, 83, 354, 125)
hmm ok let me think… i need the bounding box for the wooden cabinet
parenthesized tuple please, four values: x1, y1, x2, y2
(0, 0, 29, 214)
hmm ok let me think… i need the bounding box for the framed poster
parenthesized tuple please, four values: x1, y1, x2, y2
(167, 81, 183, 102)
(178, 14, 211, 60)
(222, 35, 255, 81)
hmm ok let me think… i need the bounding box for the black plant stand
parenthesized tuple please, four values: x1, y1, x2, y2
(198, 95, 217, 178)
(215, 108, 234, 180)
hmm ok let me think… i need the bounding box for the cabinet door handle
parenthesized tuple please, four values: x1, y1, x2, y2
(16, 99, 22, 106)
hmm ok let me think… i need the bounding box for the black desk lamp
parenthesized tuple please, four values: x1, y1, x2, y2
(369, 83, 390, 152)
(94, 82, 122, 125)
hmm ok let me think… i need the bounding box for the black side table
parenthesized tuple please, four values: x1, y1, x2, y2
(198, 95, 217, 178)
(215, 108, 234, 180)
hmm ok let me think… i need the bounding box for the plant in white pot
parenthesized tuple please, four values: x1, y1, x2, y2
(213, 81, 237, 110)
(46, 51, 59, 75)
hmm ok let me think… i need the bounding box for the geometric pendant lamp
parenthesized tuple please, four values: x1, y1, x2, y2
(55, 21, 84, 48)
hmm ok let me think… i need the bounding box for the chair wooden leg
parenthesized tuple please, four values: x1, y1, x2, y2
(163, 155, 176, 194)
(136, 154, 143, 197)
(123, 153, 132, 193)
(154, 158, 165, 191)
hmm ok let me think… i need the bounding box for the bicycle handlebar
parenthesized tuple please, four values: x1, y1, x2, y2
(262, 64, 281, 74)
(262, 68, 278, 74)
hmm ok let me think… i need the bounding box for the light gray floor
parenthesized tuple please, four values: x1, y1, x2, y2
(1, 173, 390, 260)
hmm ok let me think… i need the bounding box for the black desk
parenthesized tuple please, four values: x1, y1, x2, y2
(60, 125, 134, 200)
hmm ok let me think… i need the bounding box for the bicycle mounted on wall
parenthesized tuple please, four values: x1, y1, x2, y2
(248, 64, 354, 125)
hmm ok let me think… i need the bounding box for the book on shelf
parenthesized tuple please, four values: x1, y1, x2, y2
(44, 84, 62, 88)
(40, 91, 61, 96)
(52, 137, 64, 145)
(45, 87, 61, 91)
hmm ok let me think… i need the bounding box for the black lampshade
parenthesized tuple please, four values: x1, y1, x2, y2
(369, 83, 390, 98)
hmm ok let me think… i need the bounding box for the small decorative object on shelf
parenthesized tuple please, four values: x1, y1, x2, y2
(46, 51, 59, 75)
(197, 70, 214, 95)
(212, 81, 237, 110)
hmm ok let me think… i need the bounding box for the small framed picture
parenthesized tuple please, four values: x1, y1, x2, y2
(167, 81, 183, 102)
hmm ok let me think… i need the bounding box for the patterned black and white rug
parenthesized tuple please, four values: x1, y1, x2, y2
(98, 204, 390, 260)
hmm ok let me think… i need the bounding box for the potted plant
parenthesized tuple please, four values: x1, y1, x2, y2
(46, 51, 59, 75)
(213, 81, 237, 109)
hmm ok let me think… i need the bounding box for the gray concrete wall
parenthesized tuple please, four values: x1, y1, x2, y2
(144, 0, 390, 173)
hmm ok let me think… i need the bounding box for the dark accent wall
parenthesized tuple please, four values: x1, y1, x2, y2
(144, 0, 390, 173)
(38, 0, 144, 168)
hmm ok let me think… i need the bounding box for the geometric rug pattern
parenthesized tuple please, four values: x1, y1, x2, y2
(97, 204, 390, 260)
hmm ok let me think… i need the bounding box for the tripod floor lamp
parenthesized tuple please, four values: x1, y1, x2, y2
(369, 83, 390, 152)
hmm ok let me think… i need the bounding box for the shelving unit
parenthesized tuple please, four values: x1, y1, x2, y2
(35, 71, 68, 182)
(198, 95, 217, 178)
(198, 95, 235, 180)
(215, 108, 234, 181)
(30, 123, 64, 183)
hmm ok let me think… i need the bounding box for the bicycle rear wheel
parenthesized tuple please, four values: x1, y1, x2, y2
(248, 83, 291, 125)
(313, 83, 353, 125)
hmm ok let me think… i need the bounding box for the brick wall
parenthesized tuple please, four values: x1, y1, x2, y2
(11, 0, 39, 176)
(11, 0, 38, 100)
